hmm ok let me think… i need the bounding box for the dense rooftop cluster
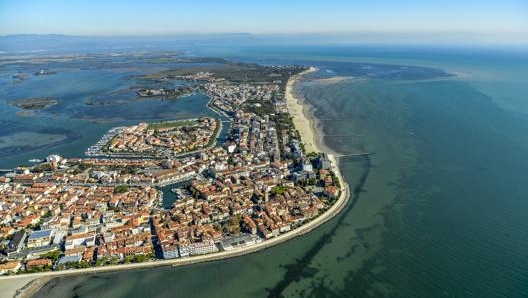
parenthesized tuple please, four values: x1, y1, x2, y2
(202, 82, 280, 116)
(101, 117, 219, 158)
(0, 173, 158, 271)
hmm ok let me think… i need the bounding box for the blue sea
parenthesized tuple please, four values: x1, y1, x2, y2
(2, 41, 528, 298)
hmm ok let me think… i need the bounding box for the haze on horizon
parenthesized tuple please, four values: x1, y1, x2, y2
(1, 0, 527, 45)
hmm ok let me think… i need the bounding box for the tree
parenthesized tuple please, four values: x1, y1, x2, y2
(123, 253, 153, 264)
(41, 250, 61, 262)
(31, 163, 52, 173)
(271, 186, 288, 195)
(27, 221, 42, 231)
(332, 176, 341, 188)
(78, 260, 91, 268)
(227, 215, 242, 234)
(114, 185, 129, 193)
(109, 256, 120, 265)
(95, 257, 108, 267)
(307, 152, 318, 158)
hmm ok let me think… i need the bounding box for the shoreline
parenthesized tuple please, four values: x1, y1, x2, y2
(1, 66, 351, 298)
(285, 66, 320, 154)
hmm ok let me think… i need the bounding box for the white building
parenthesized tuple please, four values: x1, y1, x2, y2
(27, 229, 54, 248)
(188, 239, 218, 255)
(161, 244, 179, 259)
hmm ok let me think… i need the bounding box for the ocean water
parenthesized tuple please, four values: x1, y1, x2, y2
(15, 45, 528, 298)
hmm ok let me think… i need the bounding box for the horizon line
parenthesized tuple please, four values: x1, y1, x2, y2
(1, 32, 527, 47)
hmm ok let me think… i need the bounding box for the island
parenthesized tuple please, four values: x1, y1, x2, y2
(9, 97, 60, 110)
(137, 86, 194, 99)
(0, 61, 349, 292)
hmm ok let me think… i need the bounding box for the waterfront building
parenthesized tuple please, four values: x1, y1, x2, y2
(26, 258, 53, 269)
(219, 234, 256, 251)
(188, 239, 218, 255)
(324, 186, 340, 199)
(161, 244, 180, 259)
(58, 255, 82, 265)
(27, 229, 54, 248)
(177, 243, 190, 257)
(0, 261, 21, 274)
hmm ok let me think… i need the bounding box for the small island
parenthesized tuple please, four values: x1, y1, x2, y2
(137, 86, 194, 99)
(9, 97, 60, 110)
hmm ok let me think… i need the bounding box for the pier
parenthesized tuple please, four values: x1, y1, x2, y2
(334, 152, 375, 158)
(320, 134, 366, 137)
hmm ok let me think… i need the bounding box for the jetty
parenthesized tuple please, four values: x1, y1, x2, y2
(334, 152, 375, 158)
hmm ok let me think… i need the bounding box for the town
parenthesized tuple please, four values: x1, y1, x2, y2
(0, 64, 343, 275)
(86, 117, 220, 158)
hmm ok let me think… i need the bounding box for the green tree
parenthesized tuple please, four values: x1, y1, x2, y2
(109, 256, 120, 265)
(41, 250, 61, 262)
(228, 215, 242, 234)
(271, 186, 288, 195)
(31, 163, 52, 173)
(95, 257, 108, 267)
(332, 176, 341, 188)
(114, 185, 129, 193)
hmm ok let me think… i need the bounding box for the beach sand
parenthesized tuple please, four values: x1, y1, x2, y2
(285, 67, 321, 154)
(0, 276, 52, 298)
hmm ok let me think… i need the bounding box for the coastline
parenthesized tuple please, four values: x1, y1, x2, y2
(2, 66, 351, 298)
(285, 66, 320, 154)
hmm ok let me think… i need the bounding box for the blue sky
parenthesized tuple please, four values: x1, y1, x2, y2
(1, 0, 527, 42)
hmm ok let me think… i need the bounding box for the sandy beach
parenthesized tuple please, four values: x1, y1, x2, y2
(0, 276, 51, 298)
(1, 66, 351, 298)
(285, 66, 320, 153)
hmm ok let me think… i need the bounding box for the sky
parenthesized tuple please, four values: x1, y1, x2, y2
(1, 0, 527, 43)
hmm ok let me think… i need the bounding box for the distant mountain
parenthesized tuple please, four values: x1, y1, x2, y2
(0, 34, 259, 54)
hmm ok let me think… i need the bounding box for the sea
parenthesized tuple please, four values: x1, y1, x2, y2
(2, 40, 528, 298)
